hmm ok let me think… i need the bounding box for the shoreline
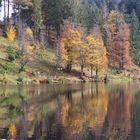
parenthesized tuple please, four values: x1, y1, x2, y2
(0, 72, 135, 85)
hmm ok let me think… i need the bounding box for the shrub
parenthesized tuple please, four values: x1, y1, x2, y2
(16, 77, 23, 83)
(19, 59, 28, 73)
(2, 62, 15, 72)
(37, 49, 46, 60)
(6, 46, 19, 62)
(19, 64, 25, 73)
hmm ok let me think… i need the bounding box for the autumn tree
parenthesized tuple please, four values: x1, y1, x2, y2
(23, 27, 34, 54)
(77, 41, 88, 77)
(57, 21, 83, 72)
(86, 30, 107, 80)
(107, 10, 132, 70)
(56, 38, 68, 69)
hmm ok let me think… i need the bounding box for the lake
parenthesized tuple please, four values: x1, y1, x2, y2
(0, 82, 140, 140)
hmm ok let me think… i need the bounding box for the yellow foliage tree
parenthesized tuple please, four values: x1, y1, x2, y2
(57, 40, 68, 68)
(101, 47, 108, 71)
(86, 34, 107, 80)
(77, 41, 89, 77)
(59, 21, 83, 72)
(24, 27, 34, 54)
(6, 25, 16, 42)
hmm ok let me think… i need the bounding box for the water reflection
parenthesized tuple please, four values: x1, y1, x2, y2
(0, 83, 140, 140)
(101, 84, 133, 140)
(59, 83, 108, 140)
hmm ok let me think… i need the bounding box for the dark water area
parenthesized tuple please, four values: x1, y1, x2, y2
(0, 82, 140, 140)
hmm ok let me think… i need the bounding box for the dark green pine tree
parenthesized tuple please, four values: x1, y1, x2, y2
(73, 1, 95, 34)
(130, 10, 140, 65)
(33, 0, 42, 42)
(43, 0, 72, 36)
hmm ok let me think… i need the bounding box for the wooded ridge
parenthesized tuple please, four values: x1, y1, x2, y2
(0, 0, 140, 84)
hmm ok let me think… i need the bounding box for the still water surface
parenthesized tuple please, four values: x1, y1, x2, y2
(0, 82, 140, 140)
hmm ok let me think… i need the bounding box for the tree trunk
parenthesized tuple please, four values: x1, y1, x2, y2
(34, 25, 37, 43)
(90, 65, 93, 78)
(4, 0, 7, 34)
(38, 28, 41, 42)
(95, 67, 98, 82)
(7, 0, 10, 25)
(4, 0, 6, 22)
(66, 62, 72, 72)
(81, 64, 84, 77)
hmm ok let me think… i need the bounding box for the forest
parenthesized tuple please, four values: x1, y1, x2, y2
(1, 1, 140, 139)
(0, 0, 140, 84)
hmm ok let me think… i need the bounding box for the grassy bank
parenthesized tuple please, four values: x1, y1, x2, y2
(0, 37, 139, 85)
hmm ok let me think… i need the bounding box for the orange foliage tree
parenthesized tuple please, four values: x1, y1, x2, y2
(107, 11, 132, 70)
(57, 21, 108, 78)
(58, 20, 83, 72)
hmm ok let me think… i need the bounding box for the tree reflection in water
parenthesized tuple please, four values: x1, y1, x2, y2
(59, 83, 108, 140)
(0, 83, 139, 140)
(101, 84, 133, 140)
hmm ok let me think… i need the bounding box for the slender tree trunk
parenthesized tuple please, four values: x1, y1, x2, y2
(46, 25, 49, 45)
(13, 4, 16, 25)
(38, 28, 41, 42)
(18, 5, 22, 42)
(66, 61, 72, 72)
(4, 0, 6, 22)
(36, 27, 39, 42)
(95, 67, 98, 82)
(90, 65, 93, 78)
(35, 27, 40, 43)
(81, 64, 84, 77)
(34, 25, 37, 43)
(4, 0, 7, 34)
(7, 0, 10, 25)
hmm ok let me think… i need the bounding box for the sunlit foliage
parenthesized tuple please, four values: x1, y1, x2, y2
(58, 20, 83, 71)
(8, 123, 17, 139)
(107, 10, 132, 69)
(86, 32, 107, 79)
(6, 26, 16, 42)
